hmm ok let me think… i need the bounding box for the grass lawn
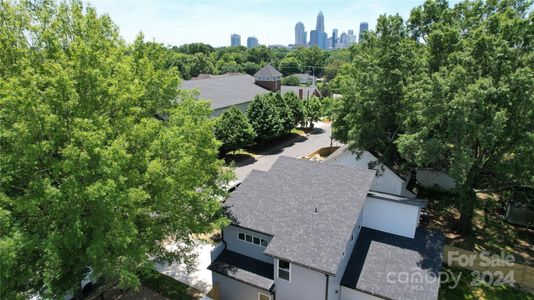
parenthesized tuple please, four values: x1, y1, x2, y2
(440, 266, 534, 300)
(290, 128, 306, 136)
(141, 269, 202, 300)
(421, 189, 534, 266)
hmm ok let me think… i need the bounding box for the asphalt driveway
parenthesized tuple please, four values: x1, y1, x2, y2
(235, 122, 338, 180)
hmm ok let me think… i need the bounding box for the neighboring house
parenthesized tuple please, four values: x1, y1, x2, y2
(181, 73, 271, 117)
(209, 156, 444, 300)
(290, 73, 318, 86)
(325, 145, 416, 197)
(181, 64, 315, 117)
(416, 168, 457, 191)
(281, 85, 321, 100)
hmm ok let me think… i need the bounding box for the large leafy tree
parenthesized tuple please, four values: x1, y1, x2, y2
(0, 1, 229, 297)
(303, 97, 323, 128)
(214, 107, 256, 153)
(333, 14, 420, 165)
(247, 94, 284, 140)
(283, 92, 305, 126)
(398, 0, 534, 232)
(278, 56, 302, 75)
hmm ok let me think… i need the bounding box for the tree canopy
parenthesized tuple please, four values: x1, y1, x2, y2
(214, 107, 256, 153)
(333, 0, 534, 232)
(0, 1, 229, 297)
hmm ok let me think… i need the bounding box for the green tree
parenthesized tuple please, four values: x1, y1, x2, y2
(397, 0, 534, 232)
(214, 107, 256, 153)
(294, 46, 328, 77)
(247, 94, 284, 140)
(283, 92, 305, 126)
(0, 1, 229, 297)
(188, 52, 216, 77)
(278, 56, 302, 75)
(303, 97, 322, 128)
(246, 45, 272, 64)
(217, 60, 243, 74)
(333, 14, 420, 166)
(282, 75, 301, 86)
(243, 61, 261, 75)
(271, 93, 294, 133)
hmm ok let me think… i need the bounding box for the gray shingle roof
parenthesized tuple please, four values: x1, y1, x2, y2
(208, 250, 274, 291)
(254, 64, 282, 77)
(224, 156, 376, 275)
(180, 74, 270, 110)
(341, 228, 445, 300)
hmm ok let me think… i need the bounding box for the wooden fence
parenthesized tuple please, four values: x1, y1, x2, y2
(443, 245, 534, 289)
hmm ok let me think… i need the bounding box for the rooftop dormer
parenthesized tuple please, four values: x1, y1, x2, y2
(254, 64, 282, 92)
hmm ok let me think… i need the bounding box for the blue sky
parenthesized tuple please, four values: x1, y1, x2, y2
(89, 0, 459, 47)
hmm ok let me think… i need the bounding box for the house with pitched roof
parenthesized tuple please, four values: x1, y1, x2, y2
(209, 156, 444, 300)
(180, 64, 321, 116)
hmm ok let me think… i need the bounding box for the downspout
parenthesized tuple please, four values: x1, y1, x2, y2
(324, 274, 329, 300)
(221, 229, 227, 250)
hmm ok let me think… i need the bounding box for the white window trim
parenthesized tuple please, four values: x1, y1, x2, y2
(237, 231, 268, 248)
(258, 291, 271, 300)
(276, 259, 291, 282)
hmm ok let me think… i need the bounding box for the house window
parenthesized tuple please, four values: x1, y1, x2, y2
(238, 232, 268, 247)
(258, 292, 271, 300)
(278, 259, 290, 281)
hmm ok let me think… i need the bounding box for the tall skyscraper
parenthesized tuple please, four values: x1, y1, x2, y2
(332, 29, 338, 48)
(231, 34, 241, 47)
(359, 22, 369, 42)
(347, 29, 357, 45)
(247, 36, 258, 48)
(310, 30, 318, 47)
(316, 11, 324, 33)
(295, 22, 307, 45)
(310, 11, 327, 49)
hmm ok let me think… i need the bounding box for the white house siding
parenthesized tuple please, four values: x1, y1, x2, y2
(328, 213, 364, 300)
(362, 197, 420, 238)
(211, 101, 251, 117)
(223, 225, 273, 264)
(416, 168, 457, 191)
(340, 286, 382, 300)
(212, 272, 271, 300)
(274, 260, 327, 300)
(328, 150, 407, 196)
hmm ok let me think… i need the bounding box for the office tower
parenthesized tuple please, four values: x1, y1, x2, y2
(295, 22, 307, 45)
(318, 32, 328, 49)
(347, 29, 357, 46)
(247, 36, 259, 48)
(332, 29, 338, 48)
(231, 34, 241, 47)
(359, 22, 369, 42)
(316, 11, 325, 32)
(341, 32, 347, 48)
(310, 30, 318, 47)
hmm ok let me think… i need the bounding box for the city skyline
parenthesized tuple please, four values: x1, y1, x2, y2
(90, 0, 462, 47)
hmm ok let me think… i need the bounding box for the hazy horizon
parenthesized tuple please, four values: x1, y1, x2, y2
(90, 0, 461, 47)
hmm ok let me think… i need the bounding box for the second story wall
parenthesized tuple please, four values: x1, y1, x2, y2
(274, 259, 327, 300)
(362, 196, 420, 238)
(223, 225, 274, 264)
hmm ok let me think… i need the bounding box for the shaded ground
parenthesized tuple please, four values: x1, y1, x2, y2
(439, 266, 534, 300)
(421, 189, 534, 266)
